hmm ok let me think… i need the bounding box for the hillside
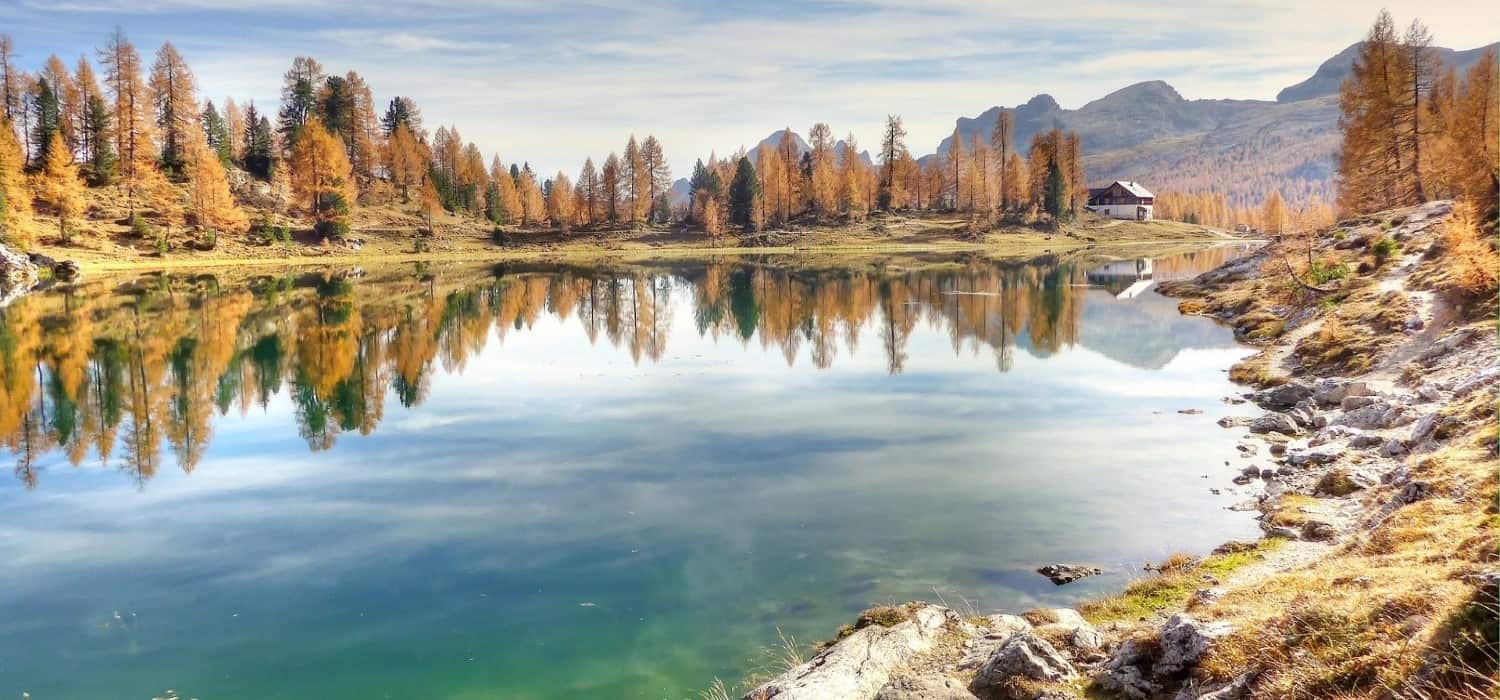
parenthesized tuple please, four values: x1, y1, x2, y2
(918, 40, 1494, 209)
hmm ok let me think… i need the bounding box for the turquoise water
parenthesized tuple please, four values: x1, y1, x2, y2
(0, 249, 1261, 699)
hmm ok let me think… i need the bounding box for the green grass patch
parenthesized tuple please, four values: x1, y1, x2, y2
(1080, 540, 1285, 624)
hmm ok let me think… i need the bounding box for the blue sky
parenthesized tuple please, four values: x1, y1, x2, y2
(1, 1, 1493, 176)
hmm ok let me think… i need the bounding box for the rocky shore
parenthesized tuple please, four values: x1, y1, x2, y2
(733, 200, 1497, 699)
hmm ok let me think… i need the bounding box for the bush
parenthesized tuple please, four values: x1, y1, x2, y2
(154, 232, 168, 256)
(130, 213, 155, 239)
(1308, 259, 1350, 285)
(1372, 236, 1399, 266)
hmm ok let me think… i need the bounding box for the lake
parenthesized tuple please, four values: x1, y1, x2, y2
(0, 246, 1262, 699)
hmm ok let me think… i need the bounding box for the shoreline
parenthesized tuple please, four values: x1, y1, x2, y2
(730, 200, 1496, 700)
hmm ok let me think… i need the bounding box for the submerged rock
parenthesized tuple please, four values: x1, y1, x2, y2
(1036, 564, 1102, 585)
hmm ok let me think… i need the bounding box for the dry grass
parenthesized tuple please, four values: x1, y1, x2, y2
(1228, 353, 1287, 387)
(1079, 541, 1285, 624)
(1194, 438, 1498, 698)
(1436, 205, 1499, 309)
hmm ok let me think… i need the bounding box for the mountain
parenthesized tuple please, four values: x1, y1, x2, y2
(746, 128, 873, 167)
(920, 41, 1493, 207)
(1276, 41, 1498, 103)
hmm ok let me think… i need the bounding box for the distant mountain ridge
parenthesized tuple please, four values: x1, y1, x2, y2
(668, 40, 1494, 210)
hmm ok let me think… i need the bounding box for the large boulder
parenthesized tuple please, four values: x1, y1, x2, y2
(1153, 614, 1233, 677)
(958, 615, 1034, 671)
(744, 604, 958, 700)
(1036, 564, 1101, 585)
(1249, 413, 1299, 435)
(1252, 382, 1312, 410)
(0, 243, 40, 306)
(968, 632, 1077, 699)
(874, 677, 976, 700)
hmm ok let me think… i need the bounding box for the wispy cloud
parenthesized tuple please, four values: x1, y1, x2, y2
(2, 0, 1493, 177)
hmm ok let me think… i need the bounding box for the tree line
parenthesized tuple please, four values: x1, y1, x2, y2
(1336, 11, 1497, 220)
(0, 28, 1104, 250)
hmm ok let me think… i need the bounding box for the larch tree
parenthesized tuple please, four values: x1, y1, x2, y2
(1261, 190, 1287, 234)
(757, 144, 787, 226)
(578, 157, 599, 226)
(516, 165, 543, 226)
(185, 137, 245, 239)
(775, 128, 801, 220)
(1336, 11, 1411, 214)
(878, 115, 907, 211)
(98, 28, 157, 215)
(840, 133, 866, 219)
(947, 127, 965, 210)
(73, 57, 112, 182)
(991, 110, 1014, 210)
(35, 132, 86, 242)
(642, 135, 670, 223)
(548, 172, 575, 232)
(0, 35, 19, 125)
(383, 122, 426, 202)
(0, 117, 33, 244)
(1401, 19, 1435, 203)
(622, 135, 644, 223)
(288, 118, 355, 238)
(41, 56, 78, 155)
(223, 97, 244, 163)
(490, 156, 520, 225)
(148, 41, 198, 178)
(601, 153, 621, 223)
(808, 122, 837, 217)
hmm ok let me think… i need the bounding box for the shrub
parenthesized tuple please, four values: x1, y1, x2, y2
(1308, 259, 1350, 285)
(130, 213, 155, 239)
(1443, 207, 1498, 303)
(1372, 236, 1399, 266)
(154, 232, 168, 256)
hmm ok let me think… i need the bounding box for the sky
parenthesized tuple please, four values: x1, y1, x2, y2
(1, 0, 1495, 177)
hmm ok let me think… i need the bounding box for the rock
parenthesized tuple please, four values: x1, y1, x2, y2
(1336, 402, 1393, 429)
(1252, 382, 1313, 410)
(1350, 433, 1383, 448)
(1154, 614, 1233, 677)
(1453, 367, 1499, 398)
(958, 616, 1034, 671)
(1312, 379, 1373, 407)
(1178, 408, 1204, 415)
(1381, 438, 1409, 457)
(743, 604, 957, 700)
(1264, 525, 1301, 539)
(1249, 413, 1299, 435)
(1032, 609, 1102, 652)
(1394, 481, 1432, 507)
(1217, 416, 1254, 429)
(1096, 638, 1160, 699)
(1187, 587, 1227, 609)
(1287, 402, 1318, 429)
(1259, 468, 1277, 479)
(1175, 673, 1257, 700)
(874, 676, 977, 700)
(1268, 443, 1287, 456)
(1276, 466, 1295, 476)
(1236, 443, 1257, 455)
(1300, 520, 1339, 540)
(1410, 414, 1440, 443)
(968, 632, 1077, 698)
(1239, 465, 1261, 477)
(52, 260, 81, 282)
(1340, 395, 1379, 411)
(1381, 404, 1416, 428)
(1382, 466, 1411, 486)
(26, 252, 57, 267)
(0, 244, 40, 306)
(1036, 564, 1102, 585)
(1416, 385, 1443, 403)
(1212, 540, 1258, 555)
(1287, 444, 1345, 466)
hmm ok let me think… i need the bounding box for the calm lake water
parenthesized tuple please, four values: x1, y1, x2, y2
(0, 247, 1261, 699)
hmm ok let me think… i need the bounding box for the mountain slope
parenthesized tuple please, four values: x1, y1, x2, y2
(1276, 41, 1498, 103)
(921, 41, 1492, 208)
